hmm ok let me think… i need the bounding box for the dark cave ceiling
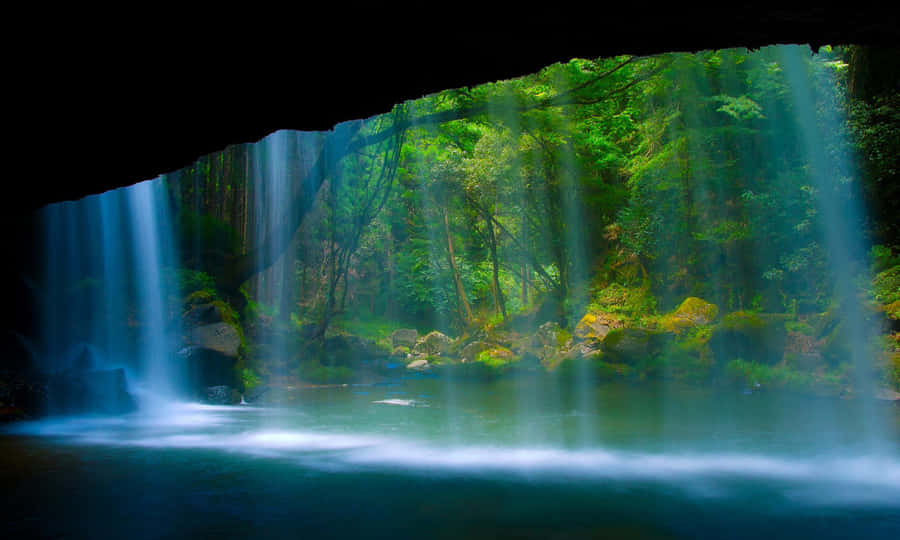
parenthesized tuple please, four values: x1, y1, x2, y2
(11, 7, 898, 211)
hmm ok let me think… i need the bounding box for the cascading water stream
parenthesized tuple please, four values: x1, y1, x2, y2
(38, 177, 181, 413)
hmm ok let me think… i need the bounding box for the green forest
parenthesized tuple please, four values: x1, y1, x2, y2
(162, 44, 899, 400)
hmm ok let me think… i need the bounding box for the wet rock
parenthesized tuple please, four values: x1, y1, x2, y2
(205, 385, 242, 405)
(390, 328, 418, 349)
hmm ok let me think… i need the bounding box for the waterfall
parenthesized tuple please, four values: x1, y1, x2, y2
(39, 177, 180, 413)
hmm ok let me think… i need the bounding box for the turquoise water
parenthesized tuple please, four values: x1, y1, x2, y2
(3, 379, 900, 538)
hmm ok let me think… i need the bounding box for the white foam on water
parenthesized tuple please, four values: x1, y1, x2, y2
(372, 398, 424, 407)
(6, 406, 899, 505)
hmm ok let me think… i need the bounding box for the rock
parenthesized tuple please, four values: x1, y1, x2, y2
(709, 311, 787, 365)
(575, 312, 624, 341)
(406, 358, 430, 371)
(413, 331, 453, 356)
(660, 297, 718, 333)
(390, 328, 418, 349)
(47, 367, 137, 415)
(182, 302, 225, 328)
(185, 322, 241, 357)
(475, 346, 516, 366)
(602, 327, 672, 364)
(205, 385, 242, 405)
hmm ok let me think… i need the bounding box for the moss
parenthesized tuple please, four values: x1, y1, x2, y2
(887, 353, 900, 391)
(660, 297, 718, 334)
(603, 328, 625, 349)
(186, 289, 217, 305)
(871, 265, 900, 305)
(475, 347, 517, 369)
(710, 312, 788, 366)
(720, 311, 768, 330)
(589, 283, 657, 324)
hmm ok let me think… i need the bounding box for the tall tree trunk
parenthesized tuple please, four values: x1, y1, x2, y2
(486, 214, 507, 321)
(521, 210, 528, 306)
(443, 206, 473, 325)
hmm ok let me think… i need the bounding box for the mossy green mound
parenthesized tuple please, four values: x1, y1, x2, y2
(660, 297, 718, 334)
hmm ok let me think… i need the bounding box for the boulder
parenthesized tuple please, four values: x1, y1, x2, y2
(601, 327, 672, 364)
(413, 331, 453, 356)
(660, 297, 718, 333)
(574, 312, 624, 341)
(709, 311, 787, 365)
(182, 302, 226, 328)
(390, 328, 418, 349)
(185, 322, 241, 358)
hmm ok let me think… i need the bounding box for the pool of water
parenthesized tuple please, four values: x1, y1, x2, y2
(3, 378, 900, 538)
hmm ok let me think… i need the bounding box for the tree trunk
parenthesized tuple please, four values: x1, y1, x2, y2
(486, 214, 507, 321)
(443, 206, 473, 326)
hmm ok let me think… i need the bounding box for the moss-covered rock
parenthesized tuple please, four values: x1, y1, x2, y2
(660, 297, 718, 334)
(574, 311, 624, 341)
(709, 311, 788, 366)
(475, 347, 517, 368)
(601, 327, 672, 364)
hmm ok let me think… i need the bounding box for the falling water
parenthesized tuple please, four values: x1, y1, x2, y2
(39, 177, 180, 412)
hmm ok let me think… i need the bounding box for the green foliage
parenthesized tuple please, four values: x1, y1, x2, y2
(239, 368, 261, 391)
(177, 269, 217, 297)
(589, 283, 657, 323)
(871, 245, 900, 273)
(871, 265, 900, 305)
(297, 360, 354, 384)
